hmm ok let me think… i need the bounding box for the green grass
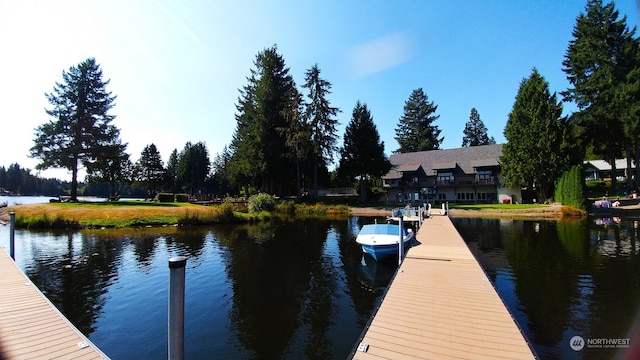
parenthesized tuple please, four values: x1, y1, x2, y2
(449, 203, 550, 211)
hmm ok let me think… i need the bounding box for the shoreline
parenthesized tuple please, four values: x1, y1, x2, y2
(2, 203, 639, 227)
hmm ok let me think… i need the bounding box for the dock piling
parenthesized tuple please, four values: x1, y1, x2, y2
(9, 212, 15, 260)
(168, 256, 187, 360)
(398, 216, 404, 265)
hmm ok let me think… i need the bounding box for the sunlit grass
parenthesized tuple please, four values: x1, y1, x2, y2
(6, 200, 352, 229)
(449, 203, 549, 211)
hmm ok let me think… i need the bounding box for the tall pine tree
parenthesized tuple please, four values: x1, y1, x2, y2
(501, 69, 571, 202)
(303, 64, 340, 198)
(562, 0, 638, 190)
(338, 101, 390, 202)
(31, 58, 120, 200)
(228, 45, 297, 195)
(394, 88, 443, 153)
(135, 144, 165, 198)
(461, 108, 496, 147)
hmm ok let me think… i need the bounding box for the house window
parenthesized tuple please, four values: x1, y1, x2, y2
(438, 193, 447, 200)
(476, 170, 492, 179)
(457, 192, 475, 200)
(437, 172, 454, 182)
(478, 193, 486, 200)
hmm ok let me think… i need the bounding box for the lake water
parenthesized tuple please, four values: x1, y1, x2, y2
(452, 217, 640, 360)
(1, 199, 639, 359)
(0, 216, 394, 359)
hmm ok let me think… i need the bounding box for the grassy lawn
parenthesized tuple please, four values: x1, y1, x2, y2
(449, 203, 551, 211)
(9, 201, 223, 228)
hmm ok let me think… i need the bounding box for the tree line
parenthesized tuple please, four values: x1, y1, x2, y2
(13, 0, 639, 204)
(502, 0, 639, 203)
(20, 50, 494, 201)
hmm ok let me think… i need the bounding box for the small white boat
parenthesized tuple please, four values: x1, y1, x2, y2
(355, 223, 414, 261)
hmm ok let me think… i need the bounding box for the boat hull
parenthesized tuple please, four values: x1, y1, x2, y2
(356, 224, 414, 261)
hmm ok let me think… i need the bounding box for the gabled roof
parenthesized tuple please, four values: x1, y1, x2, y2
(397, 163, 421, 172)
(583, 159, 635, 171)
(472, 158, 500, 168)
(432, 162, 457, 170)
(388, 144, 503, 176)
(382, 169, 403, 180)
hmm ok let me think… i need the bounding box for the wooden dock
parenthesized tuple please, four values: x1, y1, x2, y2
(0, 247, 109, 359)
(351, 215, 536, 359)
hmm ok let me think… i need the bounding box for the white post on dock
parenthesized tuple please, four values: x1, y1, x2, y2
(398, 216, 404, 266)
(9, 212, 15, 260)
(168, 256, 187, 360)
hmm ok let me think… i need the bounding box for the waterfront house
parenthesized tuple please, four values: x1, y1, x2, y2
(382, 144, 523, 204)
(583, 158, 636, 181)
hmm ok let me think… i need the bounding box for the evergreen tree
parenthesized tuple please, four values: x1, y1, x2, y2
(303, 64, 340, 198)
(279, 85, 309, 198)
(501, 69, 571, 202)
(562, 0, 638, 190)
(30, 58, 120, 201)
(176, 142, 210, 195)
(554, 165, 586, 210)
(135, 144, 165, 198)
(338, 101, 391, 202)
(394, 88, 443, 153)
(85, 136, 131, 199)
(228, 45, 297, 195)
(461, 108, 496, 147)
(165, 149, 179, 193)
(211, 145, 234, 196)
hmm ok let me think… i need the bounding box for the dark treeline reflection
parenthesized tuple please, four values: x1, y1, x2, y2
(19, 217, 393, 359)
(453, 217, 640, 360)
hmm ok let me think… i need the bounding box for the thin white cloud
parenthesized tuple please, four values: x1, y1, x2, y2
(347, 32, 414, 78)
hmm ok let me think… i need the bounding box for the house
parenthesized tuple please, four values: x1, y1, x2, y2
(583, 159, 636, 181)
(382, 144, 523, 204)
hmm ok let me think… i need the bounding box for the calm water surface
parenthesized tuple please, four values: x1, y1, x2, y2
(2, 200, 639, 359)
(452, 217, 640, 360)
(0, 216, 394, 359)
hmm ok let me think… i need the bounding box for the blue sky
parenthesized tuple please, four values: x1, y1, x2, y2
(1, 0, 638, 181)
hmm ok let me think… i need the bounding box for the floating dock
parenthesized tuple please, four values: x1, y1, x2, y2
(351, 215, 536, 359)
(0, 247, 109, 359)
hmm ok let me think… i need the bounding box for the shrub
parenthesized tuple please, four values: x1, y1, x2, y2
(157, 193, 174, 202)
(248, 193, 276, 213)
(554, 165, 586, 211)
(175, 193, 190, 202)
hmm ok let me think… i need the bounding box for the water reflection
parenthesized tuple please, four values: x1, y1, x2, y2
(453, 217, 640, 360)
(0, 217, 393, 359)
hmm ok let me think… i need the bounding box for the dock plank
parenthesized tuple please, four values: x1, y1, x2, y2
(351, 215, 535, 359)
(0, 247, 109, 359)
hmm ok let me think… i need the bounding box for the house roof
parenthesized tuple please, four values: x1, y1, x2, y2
(387, 144, 503, 177)
(382, 169, 403, 180)
(432, 162, 457, 170)
(397, 163, 421, 172)
(583, 159, 635, 171)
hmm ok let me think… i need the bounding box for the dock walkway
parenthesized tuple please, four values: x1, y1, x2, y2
(351, 215, 536, 359)
(0, 247, 109, 359)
